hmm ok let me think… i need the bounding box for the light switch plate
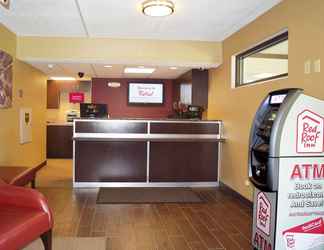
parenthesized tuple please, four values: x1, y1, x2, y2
(304, 60, 311, 74)
(18, 89, 24, 98)
(314, 59, 321, 73)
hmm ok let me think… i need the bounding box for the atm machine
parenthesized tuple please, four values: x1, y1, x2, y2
(249, 88, 324, 250)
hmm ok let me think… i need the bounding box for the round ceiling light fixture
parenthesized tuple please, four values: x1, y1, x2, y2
(142, 0, 175, 17)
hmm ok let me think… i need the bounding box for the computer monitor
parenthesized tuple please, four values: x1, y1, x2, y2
(80, 103, 108, 118)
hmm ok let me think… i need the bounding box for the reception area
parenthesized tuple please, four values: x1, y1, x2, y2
(1, 0, 323, 249)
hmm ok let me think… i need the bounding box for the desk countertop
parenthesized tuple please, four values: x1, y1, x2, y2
(47, 122, 73, 126)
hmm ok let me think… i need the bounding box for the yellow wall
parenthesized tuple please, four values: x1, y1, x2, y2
(208, 0, 324, 200)
(0, 24, 47, 167)
(0, 24, 16, 56)
(16, 37, 222, 68)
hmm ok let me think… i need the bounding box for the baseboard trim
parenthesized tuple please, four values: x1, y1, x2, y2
(219, 181, 253, 208)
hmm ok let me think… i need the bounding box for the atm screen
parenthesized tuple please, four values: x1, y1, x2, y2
(269, 94, 287, 105)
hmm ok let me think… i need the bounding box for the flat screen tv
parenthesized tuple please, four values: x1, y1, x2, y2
(80, 103, 108, 118)
(128, 83, 164, 105)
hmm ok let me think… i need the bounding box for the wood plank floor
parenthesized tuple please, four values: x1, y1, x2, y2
(39, 187, 253, 250)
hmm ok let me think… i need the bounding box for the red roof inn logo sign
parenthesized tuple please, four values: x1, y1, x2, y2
(256, 192, 271, 236)
(69, 92, 84, 104)
(297, 110, 324, 153)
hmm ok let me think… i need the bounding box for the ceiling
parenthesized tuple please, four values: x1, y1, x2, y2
(1, 0, 283, 79)
(28, 61, 191, 79)
(0, 0, 282, 41)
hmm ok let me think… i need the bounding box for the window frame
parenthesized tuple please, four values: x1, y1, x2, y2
(235, 31, 288, 87)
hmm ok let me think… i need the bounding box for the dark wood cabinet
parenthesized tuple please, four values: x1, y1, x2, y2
(150, 142, 218, 182)
(75, 141, 147, 182)
(47, 80, 82, 109)
(192, 69, 209, 108)
(47, 125, 73, 158)
(173, 69, 209, 108)
(47, 80, 60, 109)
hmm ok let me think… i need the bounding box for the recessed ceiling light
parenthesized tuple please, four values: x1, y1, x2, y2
(169, 66, 177, 70)
(142, 0, 175, 17)
(104, 65, 113, 68)
(50, 77, 76, 81)
(0, 0, 10, 10)
(124, 67, 155, 74)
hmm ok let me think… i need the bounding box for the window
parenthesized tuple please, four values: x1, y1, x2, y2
(235, 31, 288, 87)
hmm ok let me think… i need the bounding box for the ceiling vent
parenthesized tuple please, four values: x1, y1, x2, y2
(0, 0, 10, 10)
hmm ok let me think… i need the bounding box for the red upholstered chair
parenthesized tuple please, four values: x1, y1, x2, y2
(0, 181, 53, 250)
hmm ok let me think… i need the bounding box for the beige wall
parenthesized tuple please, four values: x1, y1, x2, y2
(0, 24, 47, 167)
(207, 0, 324, 200)
(16, 37, 222, 68)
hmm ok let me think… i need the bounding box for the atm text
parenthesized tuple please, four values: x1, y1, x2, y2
(290, 164, 324, 180)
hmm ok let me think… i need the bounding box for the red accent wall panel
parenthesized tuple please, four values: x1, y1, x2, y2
(92, 78, 174, 118)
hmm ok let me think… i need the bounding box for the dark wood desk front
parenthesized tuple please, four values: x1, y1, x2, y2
(73, 119, 223, 187)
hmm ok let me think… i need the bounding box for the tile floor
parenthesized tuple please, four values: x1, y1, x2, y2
(37, 160, 253, 250)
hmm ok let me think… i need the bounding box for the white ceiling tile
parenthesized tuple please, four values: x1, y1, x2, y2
(1, 0, 282, 41)
(94, 64, 124, 78)
(59, 63, 95, 77)
(28, 62, 66, 77)
(75, 0, 283, 41)
(0, 0, 86, 36)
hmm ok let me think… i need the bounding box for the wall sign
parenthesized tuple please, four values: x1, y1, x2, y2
(107, 82, 121, 88)
(0, 49, 13, 108)
(20, 108, 32, 144)
(69, 92, 84, 103)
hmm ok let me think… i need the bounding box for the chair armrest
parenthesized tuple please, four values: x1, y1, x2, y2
(10, 168, 36, 186)
(0, 184, 52, 218)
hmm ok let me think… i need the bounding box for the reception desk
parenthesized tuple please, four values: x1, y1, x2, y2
(73, 119, 224, 187)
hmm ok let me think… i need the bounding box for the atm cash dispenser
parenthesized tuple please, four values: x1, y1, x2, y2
(249, 88, 324, 250)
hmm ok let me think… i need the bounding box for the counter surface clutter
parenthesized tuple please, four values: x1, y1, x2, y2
(73, 119, 224, 187)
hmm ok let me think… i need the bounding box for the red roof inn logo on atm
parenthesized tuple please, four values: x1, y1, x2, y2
(297, 110, 324, 153)
(256, 192, 271, 236)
